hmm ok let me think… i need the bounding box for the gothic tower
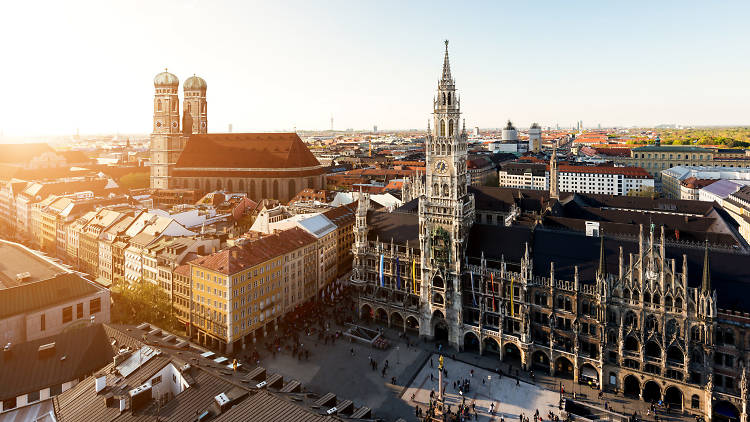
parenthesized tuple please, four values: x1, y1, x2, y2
(150, 69, 182, 189)
(183, 75, 208, 134)
(418, 40, 475, 348)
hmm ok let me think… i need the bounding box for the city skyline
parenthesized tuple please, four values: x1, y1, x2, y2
(2, 0, 750, 138)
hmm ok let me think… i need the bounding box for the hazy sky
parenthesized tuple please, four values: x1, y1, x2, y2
(1, 0, 749, 137)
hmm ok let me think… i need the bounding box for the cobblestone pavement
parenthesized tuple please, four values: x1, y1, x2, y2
(216, 307, 696, 422)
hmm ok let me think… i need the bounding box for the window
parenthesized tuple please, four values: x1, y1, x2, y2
(152, 375, 162, 385)
(27, 390, 40, 403)
(62, 306, 72, 323)
(76, 303, 83, 319)
(90, 297, 101, 314)
(2, 397, 17, 411)
(691, 395, 700, 409)
(40, 313, 46, 331)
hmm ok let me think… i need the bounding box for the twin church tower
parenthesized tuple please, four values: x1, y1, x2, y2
(150, 70, 208, 189)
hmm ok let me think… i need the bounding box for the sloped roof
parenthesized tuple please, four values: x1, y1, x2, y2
(0, 272, 104, 319)
(0, 323, 115, 400)
(175, 133, 321, 169)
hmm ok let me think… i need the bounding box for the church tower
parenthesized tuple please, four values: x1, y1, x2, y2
(183, 75, 208, 134)
(549, 147, 559, 199)
(418, 41, 475, 348)
(150, 69, 182, 189)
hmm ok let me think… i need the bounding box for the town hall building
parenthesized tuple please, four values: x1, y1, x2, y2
(351, 41, 750, 422)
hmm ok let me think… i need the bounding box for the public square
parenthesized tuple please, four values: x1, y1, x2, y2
(404, 354, 561, 421)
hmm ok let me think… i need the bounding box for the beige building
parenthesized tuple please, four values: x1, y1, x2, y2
(0, 239, 110, 345)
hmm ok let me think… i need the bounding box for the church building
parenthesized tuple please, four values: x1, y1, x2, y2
(352, 41, 750, 422)
(149, 71, 325, 202)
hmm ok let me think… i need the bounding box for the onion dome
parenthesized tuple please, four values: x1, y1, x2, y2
(184, 74, 207, 91)
(153, 69, 179, 87)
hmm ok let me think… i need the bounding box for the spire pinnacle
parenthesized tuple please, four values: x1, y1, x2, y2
(598, 234, 607, 277)
(702, 239, 711, 293)
(441, 40, 452, 83)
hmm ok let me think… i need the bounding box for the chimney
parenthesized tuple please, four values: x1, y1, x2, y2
(95, 375, 107, 393)
(119, 397, 127, 412)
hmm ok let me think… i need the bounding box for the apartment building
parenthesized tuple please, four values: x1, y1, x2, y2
(661, 166, 750, 199)
(613, 145, 750, 189)
(723, 186, 750, 244)
(188, 227, 317, 353)
(497, 162, 547, 190)
(322, 203, 357, 280)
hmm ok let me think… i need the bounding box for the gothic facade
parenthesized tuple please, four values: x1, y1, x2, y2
(351, 42, 750, 422)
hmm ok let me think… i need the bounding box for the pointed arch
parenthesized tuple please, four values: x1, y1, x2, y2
(442, 93, 446, 105)
(447, 92, 452, 105)
(448, 119, 454, 136)
(273, 180, 279, 199)
(156, 100, 163, 112)
(226, 179, 233, 192)
(440, 119, 446, 137)
(186, 102, 192, 112)
(288, 179, 296, 200)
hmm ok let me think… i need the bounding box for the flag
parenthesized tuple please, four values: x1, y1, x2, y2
(470, 271, 477, 306)
(510, 276, 514, 317)
(379, 254, 384, 287)
(490, 273, 496, 311)
(412, 259, 417, 294)
(396, 257, 401, 290)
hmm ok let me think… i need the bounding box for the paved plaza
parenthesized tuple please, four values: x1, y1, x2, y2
(405, 354, 561, 421)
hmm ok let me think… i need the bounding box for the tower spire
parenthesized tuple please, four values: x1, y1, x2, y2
(441, 40, 452, 83)
(598, 234, 607, 278)
(702, 239, 711, 294)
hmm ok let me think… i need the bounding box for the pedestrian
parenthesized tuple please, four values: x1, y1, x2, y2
(516, 377, 520, 386)
(430, 358, 433, 368)
(470, 369, 474, 377)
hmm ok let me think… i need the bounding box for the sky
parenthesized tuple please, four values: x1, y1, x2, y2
(1, 0, 749, 138)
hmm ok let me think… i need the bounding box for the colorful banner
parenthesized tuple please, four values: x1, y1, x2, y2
(379, 254, 384, 287)
(396, 257, 401, 290)
(412, 259, 417, 294)
(470, 271, 477, 306)
(490, 273, 496, 311)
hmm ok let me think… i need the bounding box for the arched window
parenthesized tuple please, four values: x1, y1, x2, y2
(442, 93, 446, 105)
(447, 144, 451, 155)
(675, 297, 683, 310)
(202, 103, 206, 113)
(433, 183, 439, 195)
(442, 184, 449, 196)
(691, 395, 700, 409)
(172, 101, 177, 112)
(215, 179, 222, 190)
(632, 290, 640, 303)
(653, 294, 661, 305)
(447, 92, 452, 105)
(623, 289, 631, 300)
(238, 179, 244, 192)
(440, 119, 446, 137)
(226, 179, 233, 192)
(288, 179, 296, 199)
(250, 180, 256, 199)
(157, 100, 163, 112)
(262, 180, 268, 198)
(448, 119, 454, 136)
(644, 292, 651, 303)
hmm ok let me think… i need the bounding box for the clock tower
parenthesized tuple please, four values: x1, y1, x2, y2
(418, 40, 475, 348)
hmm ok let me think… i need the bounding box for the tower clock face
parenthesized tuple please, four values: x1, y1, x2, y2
(172, 121, 178, 129)
(434, 160, 447, 174)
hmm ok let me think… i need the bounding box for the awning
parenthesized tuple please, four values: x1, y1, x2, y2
(581, 366, 598, 379)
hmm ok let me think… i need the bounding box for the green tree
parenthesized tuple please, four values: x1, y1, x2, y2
(112, 280, 181, 333)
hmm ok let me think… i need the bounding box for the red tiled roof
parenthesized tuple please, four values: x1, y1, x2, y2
(553, 164, 651, 178)
(175, 133, 321, 170)
(190, 227, 316, 274)
(681, 177, 718, 189)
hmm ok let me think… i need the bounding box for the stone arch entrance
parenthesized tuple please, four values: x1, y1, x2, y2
(375, 308, 388, 325)
(623, 375, 640, 398)
(531, 350, 550, 374)
(713, 400, 740, 422)
(463, 331, 480, 353)
(483, 337, 500, 356)
(503, 342, 521, 364)
(555, 356, 574, 379)
(360, 304, 373, 321)
(643, 380, 661, 403)
(664, 386, 683, 411)
(432, 310, 449, 343)
(390, 312, 404, 330)
(579, 363, 599, 387)
(405, 316, 419, 332)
